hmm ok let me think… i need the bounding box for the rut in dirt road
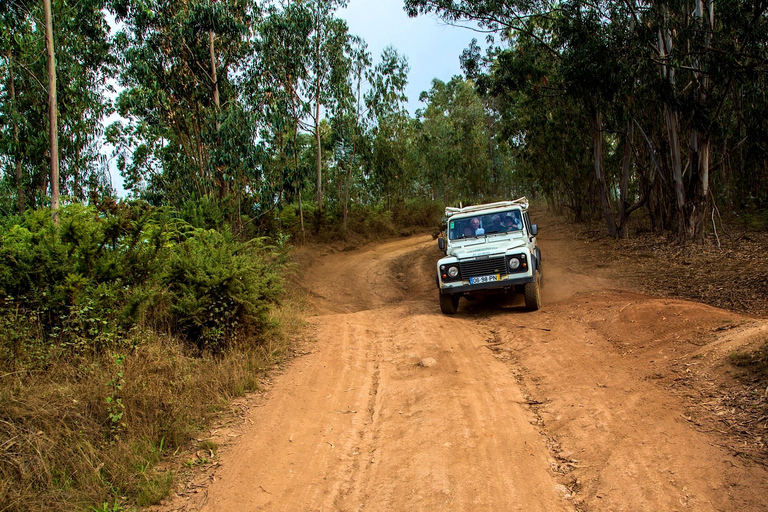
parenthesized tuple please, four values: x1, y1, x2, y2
(196, 237, 572, 512)
(161, 224, 768, 512)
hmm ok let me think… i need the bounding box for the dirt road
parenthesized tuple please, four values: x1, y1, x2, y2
(169, 216, 768, 511)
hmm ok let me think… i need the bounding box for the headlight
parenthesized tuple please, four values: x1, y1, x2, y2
(448, 266, 459, 277)
(507, 254, 528, 272)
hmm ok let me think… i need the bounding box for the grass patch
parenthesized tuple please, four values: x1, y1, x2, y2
(0, 302, 301, 511)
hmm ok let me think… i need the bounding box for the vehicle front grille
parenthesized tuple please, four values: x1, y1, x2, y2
(460, 257, 508, 278)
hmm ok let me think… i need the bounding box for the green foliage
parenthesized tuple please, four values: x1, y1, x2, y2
(0, 202, 285, 367)
(0, 0, 114, 210)
(392, 198, 444, 229)
(406, 0, 768, 240)
(106, 354, 127, 439)
(164, 228, 283, 352)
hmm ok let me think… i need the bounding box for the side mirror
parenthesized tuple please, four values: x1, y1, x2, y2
(438, 237, 445, 250)
(530, 224, 538, 236)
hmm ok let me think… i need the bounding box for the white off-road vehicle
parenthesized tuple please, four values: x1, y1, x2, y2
(436, 198, 542, 314)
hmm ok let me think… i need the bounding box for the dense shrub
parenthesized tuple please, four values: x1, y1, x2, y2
(164, 229, 283, 351)
(0, 201, 292, 511)
(0, 202, 286, 367)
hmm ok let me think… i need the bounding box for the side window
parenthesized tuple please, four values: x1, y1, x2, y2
(523, 213, 532, 233)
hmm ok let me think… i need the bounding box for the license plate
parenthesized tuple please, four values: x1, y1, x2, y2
(470, 274, 500, 285)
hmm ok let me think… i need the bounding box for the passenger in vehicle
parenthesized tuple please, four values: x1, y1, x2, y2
(463, 226, 474, 238)
(489, 215, 503, 233)
(503, 212, 523, 231)
(470, 217, 481, 234)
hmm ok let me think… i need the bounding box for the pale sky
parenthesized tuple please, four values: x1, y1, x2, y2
(339, 0, 478, 115)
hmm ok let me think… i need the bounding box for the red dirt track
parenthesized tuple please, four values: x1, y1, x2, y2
(159, 215, 768, 511)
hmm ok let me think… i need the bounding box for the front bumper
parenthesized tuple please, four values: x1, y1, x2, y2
(439, 274, 534, 295)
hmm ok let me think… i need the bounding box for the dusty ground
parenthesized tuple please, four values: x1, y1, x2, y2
(156, 210, 768, 512)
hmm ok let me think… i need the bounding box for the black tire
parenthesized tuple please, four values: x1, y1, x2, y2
(439, 292, 459, 314)
(524, 269, 542, 311)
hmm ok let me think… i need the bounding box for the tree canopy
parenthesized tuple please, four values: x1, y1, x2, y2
(1, 0, 767, 241)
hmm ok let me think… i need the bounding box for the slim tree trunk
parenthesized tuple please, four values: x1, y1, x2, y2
(209, 30, 227, 199)
(294, 120, 306, 243)
(343, 137, 355, 233)
(209, 31, 220, 124)
(658, 14, 686, 241)
(314, 10, 323, 218)
(43, 0, 59, 224)
(315, 96, 322, 216)
(690, 0, 713, 242)
(664, 103, 685, 240)
(618, 119, 634, 238)
(592, 111, 618, 237)
(7, 49, 25, 214)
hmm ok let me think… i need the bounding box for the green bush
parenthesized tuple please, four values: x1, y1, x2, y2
(163, 229, 283, 352)
(0, 202, 286, 366)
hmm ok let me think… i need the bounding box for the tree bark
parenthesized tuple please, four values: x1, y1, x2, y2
(658, 13, 686, 241)
(7, 49, 25, 214)
(618, 119, 633, 238)
(690, 0, 713, 242)
(315, 96, 322, 216)
(314, 9, 323, 218)
(592, 111, 618, 237)
(209, 30, 227, 199)
(664, 103, 686, 240)
(43, 0, 60, 224)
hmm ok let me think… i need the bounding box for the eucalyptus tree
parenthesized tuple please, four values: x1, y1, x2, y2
(418, 77, 492, 204)
(364, 45, 411, 206)
(110, 0, 253, 204)
(331, 35, 370, 231)
(301, 0, 351, 216)
(406, 0, 768, 241)
(43, 0, 59, 222)
(0, 0, 112, 215)
(252, 1, 314, 237)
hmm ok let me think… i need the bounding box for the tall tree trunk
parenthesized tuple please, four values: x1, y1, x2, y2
(592, 111, 618, 237)
(209, 30, 226, 199)
(7, 49, 25, 214)
(658, 13, 686, 241)
(43, 0, 59, 224)
(315, 96, 322, 216)
(314, 13, 323, 219)
(291, 118, 305, 243)
(691, 132, 711, 240)
(664, 103, 686, 240)
(690, 0, 713, 242)
(343, 137, 356, 233)
(618, 119, 634, 238)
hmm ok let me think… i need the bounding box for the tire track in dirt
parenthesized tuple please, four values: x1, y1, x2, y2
(160, 222, 768, 512)
(188, 236, 573, 511)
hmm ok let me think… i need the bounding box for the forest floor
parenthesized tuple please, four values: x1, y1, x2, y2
(153, 207, 768, 512)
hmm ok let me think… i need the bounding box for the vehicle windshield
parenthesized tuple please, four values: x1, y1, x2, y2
(448, 209, 524, 240)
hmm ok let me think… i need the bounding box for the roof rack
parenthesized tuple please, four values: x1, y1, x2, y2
(444, 197, 528, 217)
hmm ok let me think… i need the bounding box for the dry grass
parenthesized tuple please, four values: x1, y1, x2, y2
(0, 296, 304, 512)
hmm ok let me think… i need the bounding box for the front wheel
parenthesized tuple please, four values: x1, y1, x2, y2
(524, 269, 542, 311)
(439, 292, 459, 314)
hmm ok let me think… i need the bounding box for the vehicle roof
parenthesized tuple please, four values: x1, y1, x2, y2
(444, 198, 528, 219)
